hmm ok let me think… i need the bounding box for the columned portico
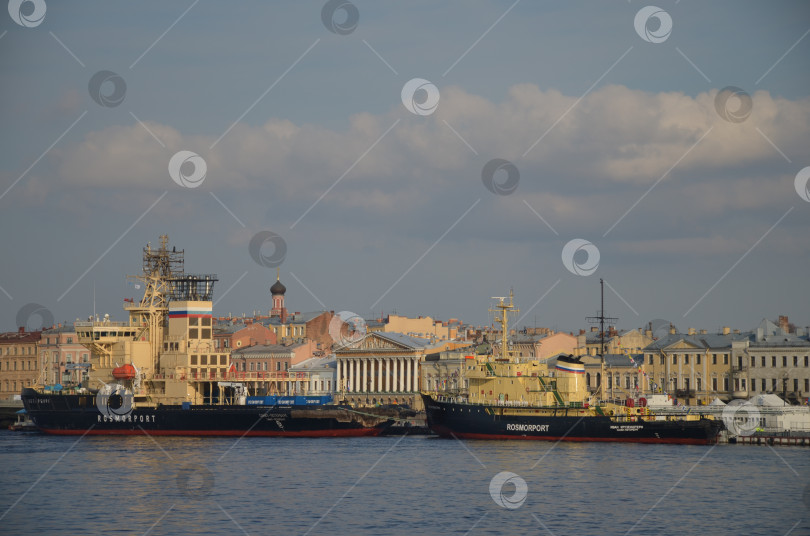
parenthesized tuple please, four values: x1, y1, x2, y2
(335, 332, 435, 410)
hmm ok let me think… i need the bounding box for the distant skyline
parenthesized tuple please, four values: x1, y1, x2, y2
(1, 1, 809, 334)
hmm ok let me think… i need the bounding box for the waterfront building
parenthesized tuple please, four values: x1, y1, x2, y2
(737, 317, 810, 403)
(334, 332, 445, 409)
(421, 346, 476, 394)
(38, 325, 90, 387)
(0, 328, 42, 400)
(289, 356, 336, 396)
(643, 327, 746, 404)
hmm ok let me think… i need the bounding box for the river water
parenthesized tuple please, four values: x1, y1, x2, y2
(1, 431, 808, 536)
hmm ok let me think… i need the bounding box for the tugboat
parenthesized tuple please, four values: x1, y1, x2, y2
(22, 236, 393, 437)
(421, 290, 722, 444)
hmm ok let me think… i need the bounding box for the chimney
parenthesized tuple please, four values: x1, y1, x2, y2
(591, 326, 598, 332)
(579, 329, 586, 335)
(669, 324, 676, 335)
(778, 315, 789, 333)
(722, 326, 730, 335)
(18, 326, 24, 334)
(645, 329, 653, 338)
(699, 329, 707, 335)
(688, 328, 696, 335)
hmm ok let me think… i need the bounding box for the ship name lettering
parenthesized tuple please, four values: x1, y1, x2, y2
(506, 423, 549, 432)
(609, 425, 643, 431)
(97, 414, 155, 423)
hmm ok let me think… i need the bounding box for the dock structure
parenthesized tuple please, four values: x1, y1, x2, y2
(727, 433, 810, 447)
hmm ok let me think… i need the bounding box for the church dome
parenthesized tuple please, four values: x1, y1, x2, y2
(270, 278, 286, 295)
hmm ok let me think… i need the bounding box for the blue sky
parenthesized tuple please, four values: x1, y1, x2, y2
(1, 1, 809, 333)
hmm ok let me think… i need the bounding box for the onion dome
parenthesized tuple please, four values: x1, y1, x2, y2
(270, 271, 286, 295)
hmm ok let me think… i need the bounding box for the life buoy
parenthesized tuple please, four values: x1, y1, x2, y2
(639, 397, 647, 407)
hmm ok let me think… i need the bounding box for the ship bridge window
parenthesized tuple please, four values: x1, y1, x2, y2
(189, 329, 198, 339)
(189, 317, 199, 326)
(202, 329, 211, 339)
(191, 355, 197, 365)
(202, 317, 211, 327)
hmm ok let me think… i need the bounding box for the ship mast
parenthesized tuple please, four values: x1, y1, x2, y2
(586, 279, 617, 402)
(490, 290, 519, 360)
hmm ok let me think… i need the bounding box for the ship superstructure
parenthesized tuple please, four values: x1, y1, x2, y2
(73, 235, 226, 405)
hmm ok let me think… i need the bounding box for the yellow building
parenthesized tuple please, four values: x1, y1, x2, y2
(643, 328, 741, 404)
(0, 329, 41, 400)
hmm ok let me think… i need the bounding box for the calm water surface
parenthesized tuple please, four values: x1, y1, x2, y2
(1, 431, 808, 535)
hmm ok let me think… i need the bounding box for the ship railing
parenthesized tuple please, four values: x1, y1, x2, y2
(74, 321, 132, 328)
(223, 371, 310, 381)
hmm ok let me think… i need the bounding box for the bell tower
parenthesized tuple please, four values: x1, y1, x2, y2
(270, 268, 287, 319)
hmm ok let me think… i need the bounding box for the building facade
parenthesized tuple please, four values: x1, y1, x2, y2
(39, 325, 91, 387)
(643, 330, 742, 404)
(335, 332, 442, 409)
(737, 319, 810, 403)
(0, 328, 42, 400)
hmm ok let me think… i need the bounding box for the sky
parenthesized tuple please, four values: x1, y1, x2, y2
(1, 1, 809, 335)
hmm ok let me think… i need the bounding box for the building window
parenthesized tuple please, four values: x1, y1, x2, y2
(648, 355, 653, 365)
(723, 377, 729, 391)
(793, 356, 798, 367)
(772, 356, 777, 367)
(660, 356, 665, 365)
(67, 337, 72, 343)
(761, 356, 765, 367)
(805, 379, 809, 392)
(772, 378, 777, 391)
(250, 362, 254, 371)
(723, 354, 728, 365)
(761, 378, 766, 391)
(697, 377, 702, 391)
(782, 356, 787, 367)
(696, 355, 701, 365)
(712, 354, 717, 365)
(793, 379, 799, 392)
(805, 356, 809, 367)
(684, 354, 690, 365)
(672, 355, 677, 365)
(751, 379, 756, 391)
(276, 362, 280, 371)
(751, 356, 755, 367)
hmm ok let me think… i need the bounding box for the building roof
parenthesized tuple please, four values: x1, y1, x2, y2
(289, 357, 336, 371)
(0, 330, 42, 344)
(261, 311, 328, 326)
(642, 332, 746, 352)
(231, 343, 296, 358)
(376, 332, 432, 349)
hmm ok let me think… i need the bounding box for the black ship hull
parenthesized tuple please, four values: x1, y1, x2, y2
(422, 394, 722, 445)
(22, 389, 393, 437)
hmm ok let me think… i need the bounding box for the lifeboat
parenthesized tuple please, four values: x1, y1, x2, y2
(112, 363, 136, 380)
